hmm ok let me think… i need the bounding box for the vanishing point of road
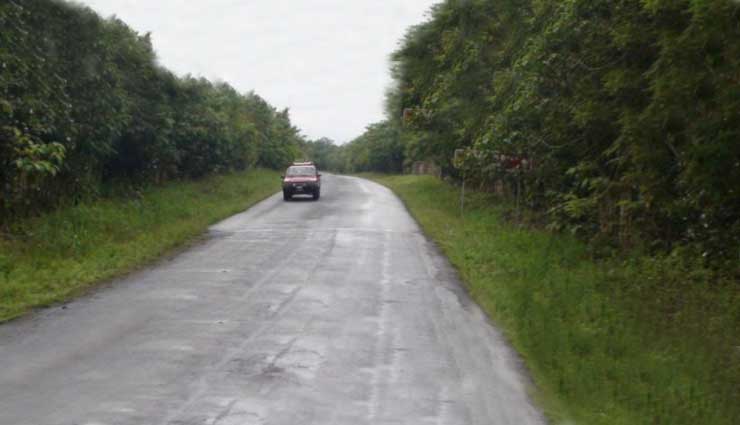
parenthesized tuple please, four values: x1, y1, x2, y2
(0, 175, 545, 425)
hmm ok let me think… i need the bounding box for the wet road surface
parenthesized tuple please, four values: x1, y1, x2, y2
(0, 175, 545, 425)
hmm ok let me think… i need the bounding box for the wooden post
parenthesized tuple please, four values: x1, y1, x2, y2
(461, 175, 466, 218)
(516, 174, 521, 224)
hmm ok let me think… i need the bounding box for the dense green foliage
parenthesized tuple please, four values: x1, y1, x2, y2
(0, 0, 302, 222)
(302, 137, 342, 171)
(369, 174, 739, 425)
(336, 121, 404, 173)
(350, 0, 740, 263)
(302, 122, 404, 174)
(352, 3, 740, 420)
(0, 169, 280, 322)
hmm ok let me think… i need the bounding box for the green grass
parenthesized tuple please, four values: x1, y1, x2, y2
(0, 169, 280, 322)
(365, 174, 739, 425)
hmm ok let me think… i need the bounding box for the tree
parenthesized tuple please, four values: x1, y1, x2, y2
(377, 0, 740, 260)
(0, 0, 309, 222)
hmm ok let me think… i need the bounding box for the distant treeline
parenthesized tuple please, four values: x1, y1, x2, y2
(339, 0, 740, 263)
(305, 122, 404, 174)
(0, 0, 304, 222)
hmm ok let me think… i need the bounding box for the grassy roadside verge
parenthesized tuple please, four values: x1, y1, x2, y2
(0, 169, 280, 322)
(364, 174, 739, 425)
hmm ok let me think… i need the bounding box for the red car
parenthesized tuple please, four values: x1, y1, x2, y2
(282, 162, 321, 201)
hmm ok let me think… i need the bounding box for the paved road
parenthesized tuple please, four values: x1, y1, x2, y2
(0, 175, 545, 425)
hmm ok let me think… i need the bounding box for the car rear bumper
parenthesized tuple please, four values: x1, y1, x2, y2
(283, 183, 319, 194)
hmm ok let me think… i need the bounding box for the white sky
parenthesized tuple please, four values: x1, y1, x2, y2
(78, 0, 438, 144)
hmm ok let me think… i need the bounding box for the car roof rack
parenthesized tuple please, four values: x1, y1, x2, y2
(292, 161, 314, 166)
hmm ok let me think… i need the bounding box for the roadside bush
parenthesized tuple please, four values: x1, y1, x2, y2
(348, 0, 740, 266)
(0, 0, 303, 223)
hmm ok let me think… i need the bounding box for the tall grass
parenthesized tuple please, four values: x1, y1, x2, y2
(0, 169, 280, 322)
(368, 174, 739, 425)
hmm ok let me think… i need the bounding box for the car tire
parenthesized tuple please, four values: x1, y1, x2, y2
(313, 190, 320, 201)
(283, 190, 291, 201)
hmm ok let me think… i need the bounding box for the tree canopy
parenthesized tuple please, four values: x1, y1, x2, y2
(343, 0, 740, 263)
(0, 0, 303, 221)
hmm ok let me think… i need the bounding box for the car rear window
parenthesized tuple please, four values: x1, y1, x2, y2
(286, 166, 316, 176)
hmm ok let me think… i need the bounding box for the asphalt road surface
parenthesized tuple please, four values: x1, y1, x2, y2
(0, 175, 545, 425)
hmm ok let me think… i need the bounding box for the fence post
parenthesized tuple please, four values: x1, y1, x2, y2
(461, 174, 466, 218)
(516, 174, 521, 224)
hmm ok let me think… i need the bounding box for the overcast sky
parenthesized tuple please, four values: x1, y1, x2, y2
(78, 0, 438, 144)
